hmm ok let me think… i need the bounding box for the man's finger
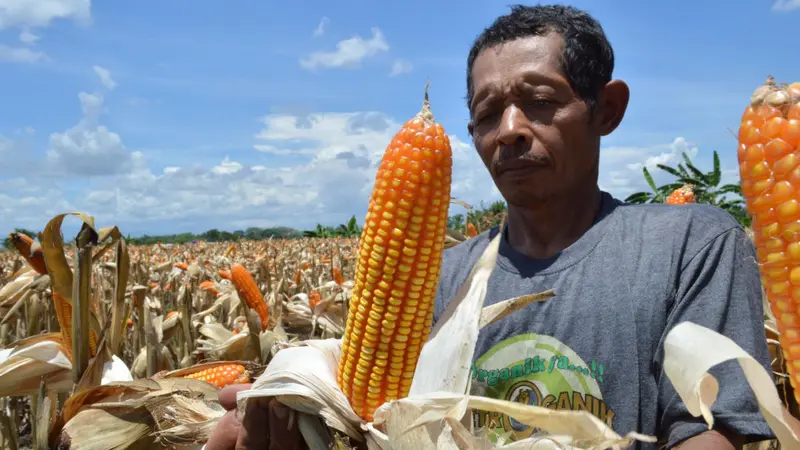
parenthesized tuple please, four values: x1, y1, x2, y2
(234, 397, 273, 450)
(204, 411, 241, 450)
(218, 383, 253, 411)
(268, 399, 307, 450)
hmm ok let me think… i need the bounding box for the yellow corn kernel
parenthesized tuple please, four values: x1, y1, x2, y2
(337, 84, 452, 421)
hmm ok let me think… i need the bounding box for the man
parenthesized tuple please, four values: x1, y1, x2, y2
(206, 4, 775, 449)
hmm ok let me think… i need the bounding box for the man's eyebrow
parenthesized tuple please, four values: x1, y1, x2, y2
(520, 71, 570, 91)
(469, 84, 498, 111)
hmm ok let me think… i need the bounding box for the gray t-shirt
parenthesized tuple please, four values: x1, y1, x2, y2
(432, 191, 774, 449)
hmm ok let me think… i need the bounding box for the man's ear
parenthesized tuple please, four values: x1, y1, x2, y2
(594, 79, 630, 136)
(467, 121, 474, 137)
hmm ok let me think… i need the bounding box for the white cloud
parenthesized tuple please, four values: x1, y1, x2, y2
(596, 137, 725, 200)
(212, 157, 243, 175)
(254, 111, 398, 162)
(253, 109, 497, 215)
(389, 58, 413, 77)
(773, 0, 800, 11)
(1, 100, 501, 235)
(0, 0, 91, 30)
(622, 137, 698, 172)
(93, 65, 116, 90)
(312, 17, 329, 37)
(18, 29, 39, 44)
(0, 43, 45, 62)
(300, 27, 389, 70)
(45, 90, 133, 176)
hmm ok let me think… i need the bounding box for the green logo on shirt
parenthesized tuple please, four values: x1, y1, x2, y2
(470, 333, 615, 442)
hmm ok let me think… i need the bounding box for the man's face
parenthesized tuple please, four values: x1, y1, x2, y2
(468, 33, 602, 206)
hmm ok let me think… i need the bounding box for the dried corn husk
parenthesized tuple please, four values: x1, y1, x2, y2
(0, 332, 132, 397)
(56, 378, 224, 449)
(131, 344, 176, 378)
(0, 270, 37, 307)
(663, 322, 800, 449)
(233, 231, 647, 449)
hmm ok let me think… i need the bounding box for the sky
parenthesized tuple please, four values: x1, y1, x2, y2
(1, 0, 799, 238)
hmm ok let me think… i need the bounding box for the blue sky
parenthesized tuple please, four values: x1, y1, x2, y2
(1, 0, 799, 238)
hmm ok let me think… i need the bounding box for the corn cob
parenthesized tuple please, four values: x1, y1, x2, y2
(467, 222, 478, 238)
(9, 232, 48, 275)
(182, 364, 250, 388)
(225, 244, 237, 258)
(230, 264, 269, 329)
(219, 269, 232, 280)
(309, 290, 322, 309)
(665, 184, 696, 205)
(336, 84, 452, 421)
(162, 362, 253, 389)
(333, 266, 344, 286)
(737, 76, 800, 399)
(199, 280, 219, 296)
(174, 263, 189, 271)
(53, 292, 98, 360)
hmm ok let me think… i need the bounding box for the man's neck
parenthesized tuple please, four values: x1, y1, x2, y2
(505, 184, 603, 260)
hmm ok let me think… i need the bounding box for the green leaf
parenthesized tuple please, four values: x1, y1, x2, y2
(676, 163, 692, 179)
(660, 183, 684, 193)
(681, 152, 692, 165)
(656, 164, 683, 178)
(684, 162, 709, 186)
(625, 192, 652, 204)
(709, 151, 722, 186)
(718, 184, 742, 195)
(643, 167, 658, 193)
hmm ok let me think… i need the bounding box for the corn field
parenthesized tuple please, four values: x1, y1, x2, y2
(0, 215, 371, 448)
(0, 216, 790, 449)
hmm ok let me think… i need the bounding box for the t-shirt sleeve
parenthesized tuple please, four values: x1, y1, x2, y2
(655, 226, 775, 448)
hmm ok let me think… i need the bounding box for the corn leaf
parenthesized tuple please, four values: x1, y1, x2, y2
(408, 229, 501, 397)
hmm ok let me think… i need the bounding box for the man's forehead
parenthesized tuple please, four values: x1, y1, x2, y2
(472, 35, 564, 79)
(471, 37, 566, 90)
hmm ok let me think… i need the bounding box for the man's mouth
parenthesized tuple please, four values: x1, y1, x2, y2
(495, 157, 549, 176)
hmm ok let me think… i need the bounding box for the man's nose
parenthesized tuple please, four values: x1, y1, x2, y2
(496, 105, 533, 147)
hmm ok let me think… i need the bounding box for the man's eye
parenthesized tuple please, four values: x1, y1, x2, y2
(475, 110, 498, 123)
(530, 99, 555, 107)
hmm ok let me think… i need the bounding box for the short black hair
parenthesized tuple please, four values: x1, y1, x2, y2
(466, 4, 615, 114)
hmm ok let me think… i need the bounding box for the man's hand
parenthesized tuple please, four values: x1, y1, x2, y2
(673, 429, 742, 450)
(205, 383, 307, 450)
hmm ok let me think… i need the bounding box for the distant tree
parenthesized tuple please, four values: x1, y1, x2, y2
(303, 224, 337, 238)
(625, 150, 750, 227)
(204, 229, 222, 242)
(336, 216, 362, 237)
(448, 214, 465, 231)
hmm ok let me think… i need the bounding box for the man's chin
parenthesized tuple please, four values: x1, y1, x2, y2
(499, 188, 555, 207)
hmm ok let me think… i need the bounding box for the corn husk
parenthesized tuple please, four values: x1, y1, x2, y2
(0, 332, 132, 397)
(56, 378, 224, 449)
(663, 322, 800, 449)
(234, 231, 650, 449)
(0, 271, 36, 306)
